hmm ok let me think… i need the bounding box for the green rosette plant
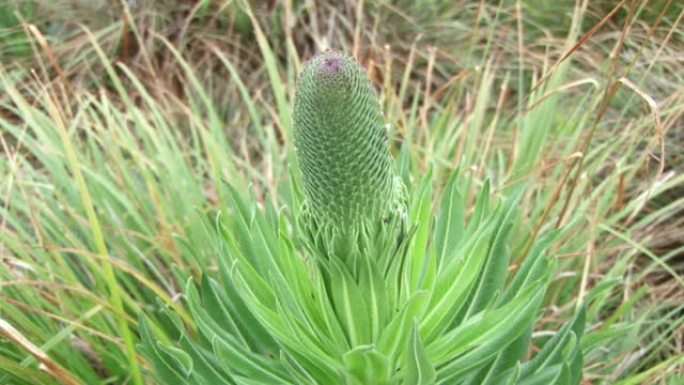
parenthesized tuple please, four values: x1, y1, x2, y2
(141, 51, 586, 385)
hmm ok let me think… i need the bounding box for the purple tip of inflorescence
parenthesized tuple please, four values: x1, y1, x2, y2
(318, 57, 344, 76)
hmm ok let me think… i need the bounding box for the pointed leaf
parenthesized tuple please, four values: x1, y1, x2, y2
(405, 321, 436, 385)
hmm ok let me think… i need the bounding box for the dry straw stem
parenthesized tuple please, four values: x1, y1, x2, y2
(528, 0, 626, 96)
(616, 77, 665, 225)
(0, 280, 130, 343)
(521, 0, 652, 262)
(0, 318, 82, 385)
(26, 24, 72, 97)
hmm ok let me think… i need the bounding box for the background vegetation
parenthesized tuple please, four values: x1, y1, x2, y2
(0, 0, 682, 384)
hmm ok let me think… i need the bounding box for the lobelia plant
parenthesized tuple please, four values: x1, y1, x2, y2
(141, 51, 586, 384)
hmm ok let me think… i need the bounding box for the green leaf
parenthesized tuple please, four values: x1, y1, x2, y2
(514, 364, 564, 385)
(434, 284, 545, 382)
(422, 224, 492, 342)
(397, 141, 412, 189)
(377, 290, 430, 360)
(177, 334, 234, 384)
(465, 325, 532, 385)
(157, 343, 194, 377)
(139, 317, 192, 384)
(280, 350, 320, 385)
(520, 306, 586, 381)
(357, 253, 390, 341)
(213, 337, 292, 384)
(457, 188, 522, 323)
(342, 345, 392, 385)
(405, 321, 436, 385)
(434, 170, 465, 266)
(325, 258, 372, 346)
(499, 231, 559, 305)
(468, 180, 491, 229)
(409, 170, 435, 291)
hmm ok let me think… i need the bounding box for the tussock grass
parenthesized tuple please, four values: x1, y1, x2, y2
(1, 0, 682, 384)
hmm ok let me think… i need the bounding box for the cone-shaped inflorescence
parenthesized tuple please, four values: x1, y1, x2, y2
(294, 50, 405, 256)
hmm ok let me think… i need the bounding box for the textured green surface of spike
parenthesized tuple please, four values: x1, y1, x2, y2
(293, 51, 405, 254)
